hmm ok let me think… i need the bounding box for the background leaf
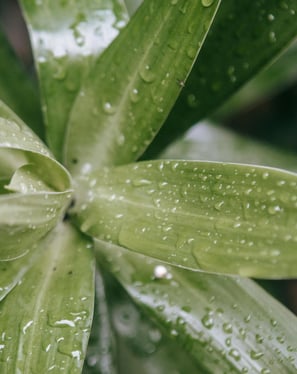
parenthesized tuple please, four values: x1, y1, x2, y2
(64, 0, 221, 174)
(96, 240, 297, 373)
(0, 222, 95, 373)
(161, 122, 297, 172)
(0, 28, 43, 139)
(20, 0, 129, 161)
(144, 0, 297, 158)
(73, 160, 297, 278)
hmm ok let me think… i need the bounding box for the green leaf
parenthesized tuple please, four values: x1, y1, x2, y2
(73, 160, 297, 278)
(0, 100, 72, 260)
(64, 0, 221, 174)
(0, 28, 44, 139)
(83, 269, 117, 374)
(144, 0, 297, 158)
(0, 246, 40, 302)
(0, 222, 95, 373)
(161, 122, 297, 173)
(96, 240, 297, 373)
(20, 0, 129, 161)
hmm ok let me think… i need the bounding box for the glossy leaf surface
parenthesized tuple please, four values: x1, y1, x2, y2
(0, 29, 43, 138)
(64, 0, 220, 174)
(74, 160, 297, 278)
(96, 240, 297, 373)
(0, 101, 72, 260)
(20, 0, 129, 161)
(144, 0, 297, 158)
(0, 223, 95, 373)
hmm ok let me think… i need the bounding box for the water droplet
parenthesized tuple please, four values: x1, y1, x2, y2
(201, 0, 214, 7)
(139, 65, 155, 83)
(269, 31, 276, 43)
(267, 14, 275, 21)
(250, 350, 264, 360)
(268, 205, 281, 215)
(201, 313, 214, 329)
(130, 88, 140, 103)
(153, 265, 171, 279)
(102, 102, 116, 114)
(223, 322, 233, 334)
(261, 369, 271, 374)
(229, 348, 241, 361)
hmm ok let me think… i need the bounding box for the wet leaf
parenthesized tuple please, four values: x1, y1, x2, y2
(0, 100, 72, 260)
(0, 222, 95, 373)
(0, 28, 44, 139)
(64, 0, 220, 174)
(83, 268, 117, 374)
(20, 0, 129, 161)
(144, 0, 297, 158)
(73, 160, 297, 278)
(96, 240, 297, 373)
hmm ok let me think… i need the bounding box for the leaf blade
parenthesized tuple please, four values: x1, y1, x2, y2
(19, 0, 129, 161)
(73, 160, 297, 278)
(0, 222, 95, 373)
(96, 240, 297, 373)
(144, 0, 297, 158)
(64, 0, 221, 174)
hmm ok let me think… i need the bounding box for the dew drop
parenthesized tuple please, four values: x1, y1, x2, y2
(250, 350, 264, 360)
(139, 65, 155, 83)
(102, 102, 116, 114)
(201, 314, 214, 329)
(229, 348, 241, 361)
(201, 0, 214, 7)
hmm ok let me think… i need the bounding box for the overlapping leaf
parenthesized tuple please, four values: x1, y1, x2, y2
(0, 223, 95, 373)
(73, 160, 297, 278)
(64, 0, 220, 174)
(96, 240, 297, 373)
(0, 101, 72, 260)
(144, 0, 297, 158)
(20, 0, 129, 161)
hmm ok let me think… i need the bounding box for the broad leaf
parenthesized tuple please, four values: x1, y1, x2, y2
(73, 160, 297, 278)
(144, 0, 297, 158)
(161, 122, 297, 173)
(20, 0, 129, 161)
(0, 101, 72, 260)
(96, 240, 297, 373)
(0, 29, 43, 139)
(0, 222, 95, 373)
(64, 0, 221, 174)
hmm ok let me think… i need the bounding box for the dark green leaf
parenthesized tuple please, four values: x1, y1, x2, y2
(144, 0, 297, 158)
(64, 0, 220, 174)
(20, 0, 129, 161)
(0, 28, 44, 139)
(0, 222, 95, 373)
(73, 160, 297, 278)
(96, 240, 297, 373)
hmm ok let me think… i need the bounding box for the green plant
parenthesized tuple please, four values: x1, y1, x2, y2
(0, 0, 297, 372)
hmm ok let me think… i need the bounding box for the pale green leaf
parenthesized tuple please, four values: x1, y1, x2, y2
(0, 100, 72, 260)
(96, 240, 297, 373)
(64, 0, 220, 174)
(73, 160, 297, 278)
(0, 28, 44, 139)
(144, 0, 297, 158)
(20, 0, 129, 161)
(0, 222, 95, 373)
